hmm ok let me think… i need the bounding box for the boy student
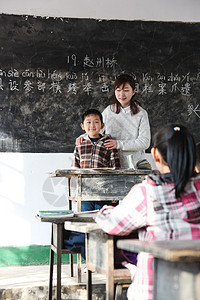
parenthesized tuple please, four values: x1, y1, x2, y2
(72, 108, 120, 212)
(64, 109, 120, 259)
(73, 108, 121, 169)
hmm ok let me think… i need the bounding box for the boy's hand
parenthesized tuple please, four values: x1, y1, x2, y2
(104, 139, 117, 149)
(76, 136, 83, 146)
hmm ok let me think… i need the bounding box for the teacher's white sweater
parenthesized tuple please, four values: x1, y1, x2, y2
(102, 105, 151, 168)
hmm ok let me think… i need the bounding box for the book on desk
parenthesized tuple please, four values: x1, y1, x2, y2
(38, 210, 74, 218)
(37, 209, 99, 218)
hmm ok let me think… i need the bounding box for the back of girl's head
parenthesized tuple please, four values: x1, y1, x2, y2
(153, 124, 196, 197)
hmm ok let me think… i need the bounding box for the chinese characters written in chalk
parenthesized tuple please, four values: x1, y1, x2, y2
(0, 68, 199, 97)
(66, 54, 118, 70)
(188, 104, 200, 119)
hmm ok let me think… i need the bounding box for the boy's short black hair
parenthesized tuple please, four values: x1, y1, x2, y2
(82, 109, 103, 123)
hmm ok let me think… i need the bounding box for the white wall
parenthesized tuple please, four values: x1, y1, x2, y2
(0, 153, 74, 246)
(0, 1, 198, 247)
(1, 0, 200, 22)
(0, 152, 156, 247)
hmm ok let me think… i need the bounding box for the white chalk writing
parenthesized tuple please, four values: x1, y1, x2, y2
(9, 80, 19, 91)
(0, 68, 199, 100)
(0, 78, 3, 90)
(50, 81, 62, 93)
(24, 80, 34, 93)
(83, 82, 93, 95)
(188, 104, 200, 119)
(67, 83, 79, 95)
(158, 82, 167, 95)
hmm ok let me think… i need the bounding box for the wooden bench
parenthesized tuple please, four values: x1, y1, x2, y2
(117, 239, 200, 300)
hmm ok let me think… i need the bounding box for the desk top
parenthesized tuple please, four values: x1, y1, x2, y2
(117, 239, 200, 262)
(50, 168, 157, 177)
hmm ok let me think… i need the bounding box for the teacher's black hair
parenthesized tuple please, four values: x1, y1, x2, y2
(111, 73, 142, 115)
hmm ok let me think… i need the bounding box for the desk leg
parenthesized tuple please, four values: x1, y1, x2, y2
(77, 253, 82, 283)
(56, 223, 62, 300)
(106, 271, 115, 300)
(49, 224, 54, 300)
(106, 238, 115, 300)
(87, 269, 92, 300)
(70, 253, 74, 277)
(86, 232, 92, 300)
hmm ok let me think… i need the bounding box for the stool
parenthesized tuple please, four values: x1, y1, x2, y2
(48, 222, 82, 300)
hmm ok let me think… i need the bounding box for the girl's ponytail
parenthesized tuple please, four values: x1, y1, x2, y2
(153, 124, 196, 197)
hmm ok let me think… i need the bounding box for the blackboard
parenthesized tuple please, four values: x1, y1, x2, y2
(0, 14, 200, 152)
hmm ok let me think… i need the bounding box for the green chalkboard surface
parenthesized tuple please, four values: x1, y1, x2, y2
(0, 14, 200, 152)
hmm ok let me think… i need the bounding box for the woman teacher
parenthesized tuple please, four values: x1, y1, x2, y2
(103, 73, 151, 167)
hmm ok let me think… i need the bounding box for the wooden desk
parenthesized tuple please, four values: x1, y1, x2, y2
(52, 168, 155, 211)
(37, 214, 134, 300)
(43, 168, 154, 299)
(86, 229, 137, 300)
(117, 239, 200, 300)
(36, 215, 96, 300)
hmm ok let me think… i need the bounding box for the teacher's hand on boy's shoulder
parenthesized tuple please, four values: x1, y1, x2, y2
(76, 136, 83, 146)
(104, 138, 117, 150)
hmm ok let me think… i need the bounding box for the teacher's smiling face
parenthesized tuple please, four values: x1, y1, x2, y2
(115, 83, 135, 108)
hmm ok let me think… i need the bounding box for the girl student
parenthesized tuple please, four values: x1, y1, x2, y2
(76, 74, 151, 168)
(95, 124, 200, 300)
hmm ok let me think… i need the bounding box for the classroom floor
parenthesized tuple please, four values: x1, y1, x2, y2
(0, 264, 128, 299)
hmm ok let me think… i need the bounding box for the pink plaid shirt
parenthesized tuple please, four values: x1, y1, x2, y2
(95, 173, 200, 300)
